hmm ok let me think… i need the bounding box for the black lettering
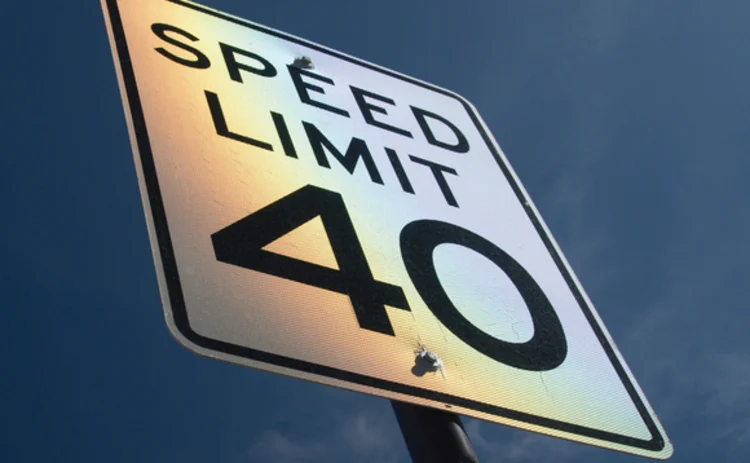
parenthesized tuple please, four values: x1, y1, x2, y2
(385, 148, 414, 194)
(303, 122, 383, 185)
(287, 66, 350, 117)
(271, 112, 298, 158)
(205, 91, 273, 151)
(219, 43, 277, 83)
(351, 86, 412, 138)
(151, 23, 210, 69)
(411, 106, 470, 153)
(409, 155, 459, 207)
(400, 220, 567, 371)
(212, 185, 410, 335)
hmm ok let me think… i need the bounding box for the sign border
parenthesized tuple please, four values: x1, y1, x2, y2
(104, 0, 667, 453)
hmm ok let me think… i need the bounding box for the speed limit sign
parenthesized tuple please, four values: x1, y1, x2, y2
(102, 0, 671, 458)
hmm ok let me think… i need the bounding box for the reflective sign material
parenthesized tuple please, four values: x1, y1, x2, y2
(101, 0, 672, 458)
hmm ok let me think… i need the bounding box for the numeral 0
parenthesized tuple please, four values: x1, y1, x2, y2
(211, 185, 567, 371)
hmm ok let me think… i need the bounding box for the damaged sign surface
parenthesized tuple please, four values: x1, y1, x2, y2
(101, 0, 671, 458)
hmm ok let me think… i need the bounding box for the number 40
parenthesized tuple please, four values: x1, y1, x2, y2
(211, 185, 566, 372)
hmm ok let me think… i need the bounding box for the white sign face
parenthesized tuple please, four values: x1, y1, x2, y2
(102, 0, 671, 458)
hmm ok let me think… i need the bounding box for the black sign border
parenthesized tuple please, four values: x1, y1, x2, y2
(105, 0, 667, 453)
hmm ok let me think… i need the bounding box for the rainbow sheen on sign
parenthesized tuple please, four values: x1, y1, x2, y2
(101, 0, 672, 458)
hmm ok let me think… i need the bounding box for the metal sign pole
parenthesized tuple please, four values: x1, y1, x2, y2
(391, 400, 479, 463)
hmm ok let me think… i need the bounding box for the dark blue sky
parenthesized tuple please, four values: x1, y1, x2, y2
(2, 1, 748, 462)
